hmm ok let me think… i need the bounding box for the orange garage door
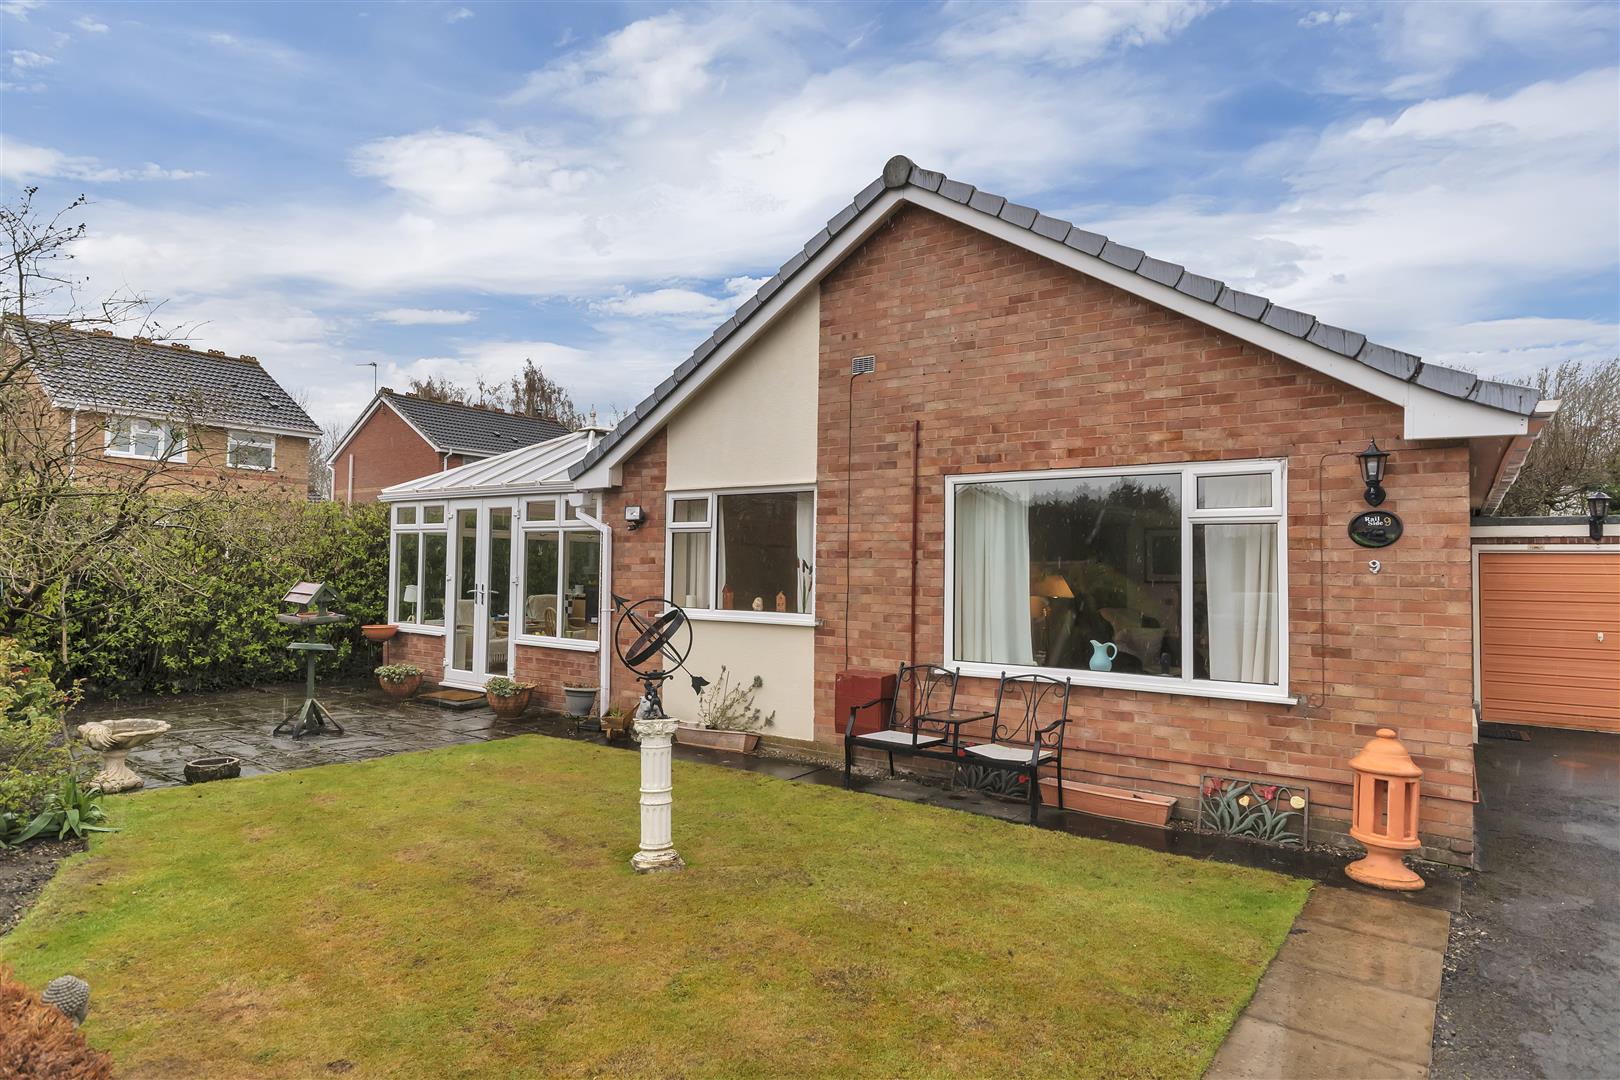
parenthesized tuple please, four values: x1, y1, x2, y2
(1479, 551, 1620, 732)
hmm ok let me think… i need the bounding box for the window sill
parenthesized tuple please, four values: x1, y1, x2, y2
(948, 660, 1296, 706)
(684, 610, 816, 628)
(229, 464, 275, 472)
(514, 634, 600, 653)
(104, 450, 183, 463)
(394, 625, 446, 637)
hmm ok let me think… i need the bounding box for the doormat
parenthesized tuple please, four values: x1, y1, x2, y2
(419, 689, 487, 711)
(1479, 722, 1530, 741)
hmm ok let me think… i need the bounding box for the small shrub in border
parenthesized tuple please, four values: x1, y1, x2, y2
(0, 639, 84, 824)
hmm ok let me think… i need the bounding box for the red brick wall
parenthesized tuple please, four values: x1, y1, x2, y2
(812, 207, 1479, 864)
(385, 629, 600, 713)
(336, 402, 444, 504)
(385, 630, 445, 680)
(601, 430, 670, 716)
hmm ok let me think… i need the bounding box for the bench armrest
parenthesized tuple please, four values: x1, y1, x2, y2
(845, 698, 887, 737)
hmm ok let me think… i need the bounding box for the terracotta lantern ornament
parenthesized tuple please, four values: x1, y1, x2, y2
(1345, 728, 1425, 891)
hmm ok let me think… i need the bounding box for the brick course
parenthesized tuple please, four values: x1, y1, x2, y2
(808, 207, 1479, 864)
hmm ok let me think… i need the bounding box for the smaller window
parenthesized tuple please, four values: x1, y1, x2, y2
(672, 498, 708, 524)
(1196, 473, 1273, 510)
(105, 417, 183, 461)
(422, 505, 445, 525)
(226, 430, 275, 470)
(396, 506, 418, 526)
(526, 499, 557, 523)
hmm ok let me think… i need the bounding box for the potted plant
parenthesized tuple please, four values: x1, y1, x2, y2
(376, 663, 423, 701)
(562, 684, 598, 719)
(676, 667, 775, 753)
(361, 623, 399, 643)
(484, 676, 534, 719)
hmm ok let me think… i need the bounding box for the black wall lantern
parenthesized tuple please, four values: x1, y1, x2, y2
(1356, 439, 1390, 506)
(1587, 490, 1612, 542)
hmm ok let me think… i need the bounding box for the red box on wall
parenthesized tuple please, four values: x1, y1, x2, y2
(836, 669, 897, 737)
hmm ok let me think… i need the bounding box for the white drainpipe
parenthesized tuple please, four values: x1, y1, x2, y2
(571, 497, 613, 716)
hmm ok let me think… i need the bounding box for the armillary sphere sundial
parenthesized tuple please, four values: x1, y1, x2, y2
(612, 594, 708, 721)
(612, 594, 707, 873)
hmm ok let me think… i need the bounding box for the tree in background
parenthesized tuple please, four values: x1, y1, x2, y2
(405, 358, 586, 429)
(1497, 357, 1620, 516)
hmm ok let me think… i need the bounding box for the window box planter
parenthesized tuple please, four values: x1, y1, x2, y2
(675, 723, 760, 754)
(361, 624, 399, 643)
(1039, 778, 1175, 828)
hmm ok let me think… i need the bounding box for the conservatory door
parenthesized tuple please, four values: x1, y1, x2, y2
(444, 501, 518, 688)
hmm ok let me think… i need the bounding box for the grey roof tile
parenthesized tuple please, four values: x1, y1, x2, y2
(1415, 363, 1478, 399)
(852, 177, 885, 211)
(734, 295, 761, 324)
(778, 250, 808, 278)
(1355, 342, 1421, 380)
(1135, 256, 1183, 288)
(999, 202, 1038, 229)
(1099, 242, 1145, 271)
(387, 393, 569, 455)
(1215, 287, 1270, 320)
(1063, 228, 1107, 256)
(1260, 304, 1317, 339)
(908, 166, 944, 192)
(803, 227, 833, 261)
(1174, 271, 1223, 303)
(938, 178, 975, 204)
(968, 190, 1007, 216)
(756, 274, 784, 303)
(1305, 322, 1367, 358)
(827, 202, 858, 234)
(1470, 380, 1541, 414)
(1031, 213, 1072, 242)
(11, 320, 321, 436)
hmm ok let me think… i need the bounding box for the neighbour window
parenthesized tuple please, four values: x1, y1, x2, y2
(105, 417, 185, 462)
(520, 496, 602, 643)
(947, 462, 1284, 695)
(666, 490, 815, 617)
(391, 504, 448, 628)
(226, 430, 275, 470)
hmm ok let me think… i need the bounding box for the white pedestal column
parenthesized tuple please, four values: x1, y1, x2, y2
(630, 716, 685, 872)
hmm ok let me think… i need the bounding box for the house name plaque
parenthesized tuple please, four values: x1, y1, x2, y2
(1348, 510, 1403, 548)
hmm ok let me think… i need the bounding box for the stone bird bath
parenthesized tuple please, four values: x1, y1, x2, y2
(77, 719, 171, 793)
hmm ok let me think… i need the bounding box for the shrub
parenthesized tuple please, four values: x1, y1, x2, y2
(694, 667, 775, 732)
(0, 968, 114, 1079)
(16, 776, 114, 844)
(0, 639, 82, 822)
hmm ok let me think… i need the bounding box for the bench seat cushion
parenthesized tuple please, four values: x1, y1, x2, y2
(963, 743, 1053, 765)
(853, 729, 945, 748)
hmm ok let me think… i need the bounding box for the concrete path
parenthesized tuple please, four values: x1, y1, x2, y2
(1207, 886, 1451, 1079)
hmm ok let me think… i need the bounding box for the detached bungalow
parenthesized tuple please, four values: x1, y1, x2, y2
(382, 156, 1551, 865)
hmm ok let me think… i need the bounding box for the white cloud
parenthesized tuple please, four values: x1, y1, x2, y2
(938, 0, 1213, 65)
(8, 48, 54, 72)
(0, 1, 42, 18)
(0, 135, 205, 183)
(445, 6, 474, 23)
(507, 11, 721, 118)
(1299, 10, 1353, 29)
(74, 15, 109, 33)
(373, 307, 478, 326)
(1408, 318, 1619, 381)
(1374, 1, 1617, 97)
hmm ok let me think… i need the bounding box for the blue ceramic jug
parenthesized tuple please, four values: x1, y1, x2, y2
(1088, 640, 1117, 672)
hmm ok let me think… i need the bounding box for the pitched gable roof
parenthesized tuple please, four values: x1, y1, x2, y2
(378, 390, 570, 457)
(573, 155, 1544, 484)
(7, 319, 322, 437)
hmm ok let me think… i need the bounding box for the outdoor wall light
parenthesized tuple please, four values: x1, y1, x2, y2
(624, 505, 645, 531)
(1587, 490, 1612, 542)
(1356, 439, 1390, 506)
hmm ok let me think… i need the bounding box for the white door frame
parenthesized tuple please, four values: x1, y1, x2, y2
(442, 498, 520, 690)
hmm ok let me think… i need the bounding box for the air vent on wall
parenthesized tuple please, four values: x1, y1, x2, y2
(851, 355, 876, 375)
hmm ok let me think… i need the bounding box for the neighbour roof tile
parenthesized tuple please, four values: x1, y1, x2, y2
(570, 154, 1540, 479)
(385, 392, 570, 456)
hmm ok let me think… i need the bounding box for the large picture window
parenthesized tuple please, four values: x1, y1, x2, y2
(391, 504, 448, 628)
(946, 461, 1285, 699)
(666, 489, 814, 620)
(519, 496, 601, 644)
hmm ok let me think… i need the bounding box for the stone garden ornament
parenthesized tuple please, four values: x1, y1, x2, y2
(42, 975, 90, 1025)
(613, 595, 707, 873)
(76, 718, 171, 793)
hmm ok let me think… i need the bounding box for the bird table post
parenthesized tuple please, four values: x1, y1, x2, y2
(615, 596, 699, 873)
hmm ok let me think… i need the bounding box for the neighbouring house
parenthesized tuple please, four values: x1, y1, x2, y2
(327, 389, 572, 504)
(2, 319, 322, 498)
(381, 155, 1555, 866)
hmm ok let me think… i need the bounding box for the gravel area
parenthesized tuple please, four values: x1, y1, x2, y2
(0, 837, 84, 936)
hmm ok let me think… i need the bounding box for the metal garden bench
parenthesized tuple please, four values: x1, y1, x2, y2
(843, 663, 991, 786)
(954, 673, 1072, 824)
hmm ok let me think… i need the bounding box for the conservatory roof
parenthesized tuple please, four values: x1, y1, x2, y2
(378, 427, 604, 502)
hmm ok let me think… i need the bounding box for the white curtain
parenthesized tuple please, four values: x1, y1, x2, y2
(795, 492, 814, 614)
(1203, 524, 1278, 683)
(954, 484, 1034, 665)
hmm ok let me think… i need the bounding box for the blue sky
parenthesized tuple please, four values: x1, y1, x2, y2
(3, 0, 1617, 432)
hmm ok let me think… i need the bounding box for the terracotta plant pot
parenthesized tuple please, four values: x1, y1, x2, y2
(1039, 778, 1176, 828)
(184, 755, 241, 784)
(379, 674, 422, 701)
(486, 688, 532, 719)
(361, 624, 399, 643)
(675, 723, 761, 754)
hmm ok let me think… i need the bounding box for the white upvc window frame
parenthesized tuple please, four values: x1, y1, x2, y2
(226, 429, 276, 471)
(389, 502, 449, 634)
(104, 415, 186, 463)
(515, 493, 603, 652)
(664, 484, 817, 628)
(943, 458, 1292, 705)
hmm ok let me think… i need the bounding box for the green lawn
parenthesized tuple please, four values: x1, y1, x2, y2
(8, 736, 1309, 1079)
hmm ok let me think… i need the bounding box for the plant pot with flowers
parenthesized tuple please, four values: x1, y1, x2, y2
(484, 676, 534, 719)
(375, 663, 423, 701)
(676, 667, 775, 754)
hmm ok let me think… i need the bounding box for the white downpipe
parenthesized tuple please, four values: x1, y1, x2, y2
(573, 502, 613, 715)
